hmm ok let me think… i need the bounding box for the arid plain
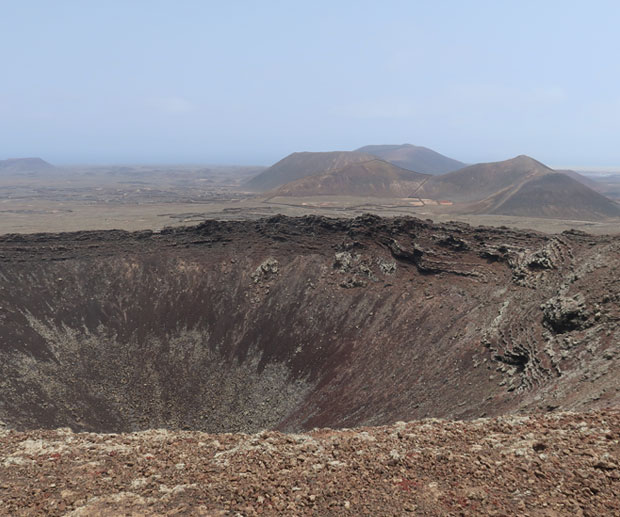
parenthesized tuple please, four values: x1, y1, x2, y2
(0, 162, 618, 236)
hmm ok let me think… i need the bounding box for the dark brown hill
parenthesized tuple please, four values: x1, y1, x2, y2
(418, 155, 620, 220)
(481, 172, 620, 220)
(0, 157, 54, 173)
(356, 144, 465, 174)
(419, 155, 550, 202)
(557, 169, 601, 190)
(557, 170, 620, 202)
(245, 151, 375, 191)
(273, 159, 430, 197)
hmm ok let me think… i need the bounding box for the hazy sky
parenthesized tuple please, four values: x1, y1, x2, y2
(2, 1, 620, 166)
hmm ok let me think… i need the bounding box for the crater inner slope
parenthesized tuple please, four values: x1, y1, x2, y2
(0, 215, 618, 433)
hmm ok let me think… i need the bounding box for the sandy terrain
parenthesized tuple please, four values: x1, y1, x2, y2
(0, 195, 618, 236)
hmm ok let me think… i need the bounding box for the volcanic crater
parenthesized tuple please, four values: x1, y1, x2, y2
(0, 215, 618, 434)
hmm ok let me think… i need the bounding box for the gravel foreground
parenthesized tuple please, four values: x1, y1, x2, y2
(1, 410, 618, 516)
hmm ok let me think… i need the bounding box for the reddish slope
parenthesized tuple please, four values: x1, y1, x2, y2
(419, 155, 620, 220)
(245, 151, 375, 191)
(482, 172, 620, 220)
(419, 155, 551, 202)
(272, 159, 431, 197)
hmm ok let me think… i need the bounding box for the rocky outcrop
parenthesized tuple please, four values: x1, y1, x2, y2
(542, 294, 590, 333)
(251, 257, 279, 283)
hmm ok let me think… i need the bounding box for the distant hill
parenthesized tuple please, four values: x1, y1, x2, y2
(247, 149, 620, 221)
(355, 144, 465, 174)
(418, 155, 620, 220)
(584, 174, 620, 202)
(245, 151, 375, 191)
(0, 157, 54, 173)
(479, 173, 620, 220)
(556, 169, 600, 190)
(555, 170, 620, 202)
(272, 159, 430, 198)
(419, 155, 550, 202)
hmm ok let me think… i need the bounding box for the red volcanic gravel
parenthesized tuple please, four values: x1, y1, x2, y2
(1, 410, 619, 516)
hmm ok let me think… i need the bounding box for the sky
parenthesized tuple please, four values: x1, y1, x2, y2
(1, 1, 620, 166)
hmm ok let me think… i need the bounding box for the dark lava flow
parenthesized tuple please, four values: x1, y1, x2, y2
(0, 215, 618, 433)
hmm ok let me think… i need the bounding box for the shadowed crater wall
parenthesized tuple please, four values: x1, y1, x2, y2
(0, 215, 618, 433)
